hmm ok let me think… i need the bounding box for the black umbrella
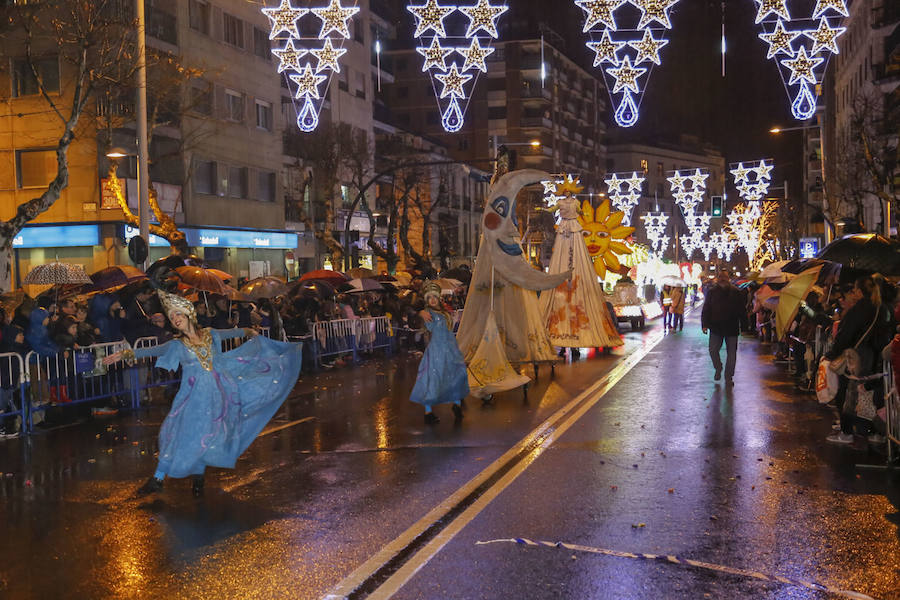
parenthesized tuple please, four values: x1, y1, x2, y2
(440, 266, 472, 283)
(817, 233, 900, 275)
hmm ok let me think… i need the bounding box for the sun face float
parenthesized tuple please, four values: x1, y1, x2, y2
(578, 199, 635, 279)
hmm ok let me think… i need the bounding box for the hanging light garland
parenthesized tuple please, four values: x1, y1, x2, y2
(409, 0, 508, 132)
(754, 0, 846, 120)
(640, 211, 669, 255)
(575, 0, 681, 127)
(731, 159, 774, 203)
(604, 171, 643, 225)
(262, 0, 360, 132)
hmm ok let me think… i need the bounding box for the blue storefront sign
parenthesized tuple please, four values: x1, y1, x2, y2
(799, 237, 820, 259)
(121, 225, 297, 249)
(13, 224, 100, 248)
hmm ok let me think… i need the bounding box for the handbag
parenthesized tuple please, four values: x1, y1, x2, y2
(855, 384, 877, 421)
(816, 359, 841, 404)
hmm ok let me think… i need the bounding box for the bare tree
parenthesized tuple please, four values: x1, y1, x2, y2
(0, 1, 138, 290)
(853, 91, 899, 232)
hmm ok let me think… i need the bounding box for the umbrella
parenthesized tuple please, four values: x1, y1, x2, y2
(757, 260, 791, 279)
(241, 276, 289, 300)
(782, 257, 827, 274)
(299, 269, 350, 286)
(431, 278, 464, 293)
(755, 284, 780, 304)
(207, 268, 233, 281)
(347, 267, 375, 279)
(23, 262, 92, 285)
(295, 280, 335, 299)
(776, 265, 823, 340)
(373, 274, 398, 283)
(89, 265, 147, 291)
(659, 275, 687, 287)
(441, 266, 472, 283)
(817, 233, 900, 275)
(338, 278, 389, 293)
(174, 266, 232, 295)
(0, 290, 32, 316)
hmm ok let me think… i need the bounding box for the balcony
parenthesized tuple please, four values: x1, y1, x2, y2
(519, 116, 552, 129)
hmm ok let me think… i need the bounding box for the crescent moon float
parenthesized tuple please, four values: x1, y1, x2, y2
(482, 169, 572, 291)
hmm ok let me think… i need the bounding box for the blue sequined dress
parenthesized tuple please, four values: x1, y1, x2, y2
(409, 311, 469, 408)
(133, 328, 302, 478)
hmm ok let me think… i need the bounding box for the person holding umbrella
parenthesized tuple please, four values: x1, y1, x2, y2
(701, 269, 748, 386)
(103, 289, 302, 497)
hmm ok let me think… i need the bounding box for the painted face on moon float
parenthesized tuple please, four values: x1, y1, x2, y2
(482, 169, 572, 291)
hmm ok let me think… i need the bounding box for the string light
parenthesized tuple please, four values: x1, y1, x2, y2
(641, 212, 669, 255)
(262, 0, 358, 132)
(754, 0, 790, 24)
(408, 0, 457, 37)
(456, 37, 495, 72)
(459, 0, 508, 38)
(802, 18, 845, 54)
(605, 171, 643, 225)
(629, 28, 669, 65)
(417, 37, 454, 71)
(606, 56, 646, 94)
(633, 0, 679, 29)
(758, 19, 799, 58)
(575, 0, 626, 32)
(781, 46, 823, 85)
(434, 63, 473, 98)
(587, 30, 627, 66)
(812, 0, 848, 18)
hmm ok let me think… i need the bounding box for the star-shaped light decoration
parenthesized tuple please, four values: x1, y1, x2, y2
(666, 172, 688, 190)
(311, 0, 359, 38)
(629, 28, 669, 65)
(781, 46, 823, 85)
(754, 0, 790, 24)
(758, 19, 800, 59)
(434, 64, 473, 99)
(290, 63, 328, 99)
(456, 37, 495, 72)
(587, 30, 627, 66)
(272, 38, 308, 73)
(625, 172, 644, 191)
(408, 0, 456, 37)
(417, 37, 454, 71)
(812, 0, 848, 18)
(633, 0, 679, 29)
(754, 159, 774, 180)
(803, 18, 845, 55)
(689, 169, 709, 189)
(575, 0, 626, 32)
(605, 173, 624, 193)
(606, 56, 646, 94)
(459, 0, 508, 38)
(310, 38, 348, 72)
(730, 162, 752, 184)
(262, 0, 307, 39)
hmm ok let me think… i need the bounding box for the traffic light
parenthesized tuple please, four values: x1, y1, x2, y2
(711, 196, 723, 217)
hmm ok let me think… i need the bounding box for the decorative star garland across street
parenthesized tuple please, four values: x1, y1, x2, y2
(753, 0, 846, 121)
(666, 167, 711, 260)
(408, 0, 508, 132)
(604, 171, 644, 226)
(262, 0, 360, 132)
(576, 0, 679, 128)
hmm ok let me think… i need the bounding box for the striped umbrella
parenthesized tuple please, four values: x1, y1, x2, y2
(23, 262, 92, 285)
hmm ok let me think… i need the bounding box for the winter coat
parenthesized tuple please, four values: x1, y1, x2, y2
(701, 284, 747, 337)
(825, 298, 879, 363)
(88, 295, 125, 342)
(25, 309, 61, 358)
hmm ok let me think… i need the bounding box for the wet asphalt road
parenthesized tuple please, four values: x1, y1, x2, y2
(1, 310, 899, 599)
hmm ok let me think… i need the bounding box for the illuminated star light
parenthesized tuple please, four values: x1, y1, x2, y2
(408, 0, 456, 37)
(311, 0, 360, 39)
(434, 64, 473, 99)
(629, 28, 669, 65)
(605, 173, 624, 193)
(310, 38, 348, 72)
(812, 0, 848, 18)
(625, 172, 644, 192)
(575, 0, 627, 32)
(586, 30, 627, 66)
(803, 18, 846, 55)
(730, 162, 752, 184)
(754, 159, 774, 180)
(667, 171, 688, 190)
(606, 56, 646, 94)
(758, 19, 801, 59)
(459, 0, 508, 38)
(262, 0, 308, 39)
(689, 169, 709, 189)
(417, 37, 454, 71)
(272, 38, 308, 73)
(781, 46, 824, 85)
(290, 63, 328, 99)
(633, 0, 680, 30)
(456, 37, 495, 72)
(754, 0, 790, 24)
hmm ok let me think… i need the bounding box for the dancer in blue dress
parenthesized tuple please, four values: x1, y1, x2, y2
(104, 289, 302, 496)
(410, 282, 469, 424)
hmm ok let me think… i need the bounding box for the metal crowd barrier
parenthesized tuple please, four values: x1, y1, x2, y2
(309, 316, 393, 370)
(0, 352, 26, 434)
(131, 336, 181, 405)
(880, 360, 898, 465)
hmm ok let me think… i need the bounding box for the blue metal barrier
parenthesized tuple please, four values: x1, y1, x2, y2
(0, 352, 26, 435)
(308, 317, 393, 370)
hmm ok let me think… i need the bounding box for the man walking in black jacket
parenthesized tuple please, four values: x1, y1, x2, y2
(701, 269, 748, 386)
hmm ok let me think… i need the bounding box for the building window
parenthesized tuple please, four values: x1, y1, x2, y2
(189, 0, 209, 34)
(15, 149, 55, 189)
(640, 159, 648, 173)
(190, 81, 212, 115)
(488, 106, 506, 120)
(147, 5, 177, 45)
(193, 159, 216, 195)
(225, 89, 243, 122)
(254, 27, 270, 60)
(355, 71, 366, 99)
(223, 13, 244, 48)
(228, 166, 248, 198)
(12, 57, 60, 97)
(257, 171, 276, 202)
(338, 70, 349, 92)
(657, 161, 664, 176)
(255, 99, 272, 130)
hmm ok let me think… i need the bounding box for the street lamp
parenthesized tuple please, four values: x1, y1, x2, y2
(106, 145, 150, 266)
